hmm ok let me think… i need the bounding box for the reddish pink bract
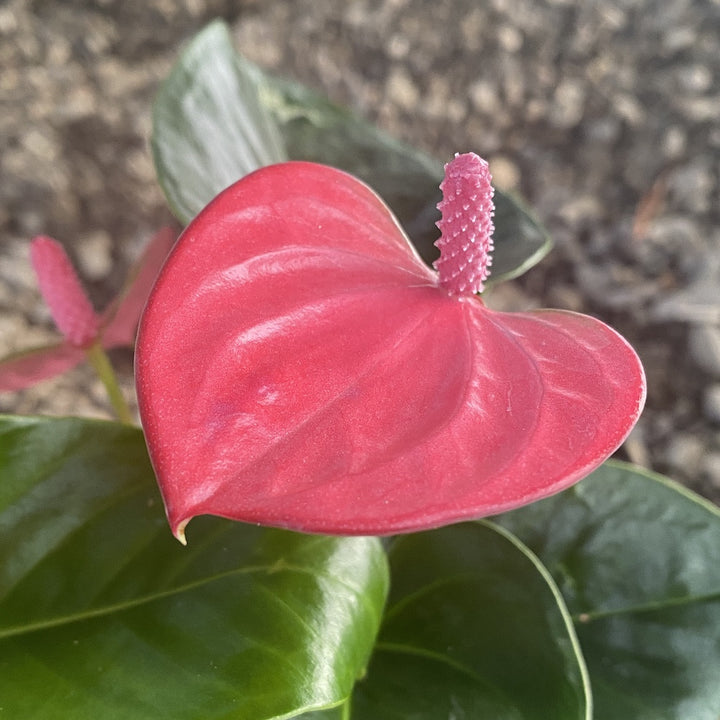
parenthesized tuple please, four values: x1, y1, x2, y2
(136, 162, 645, 542)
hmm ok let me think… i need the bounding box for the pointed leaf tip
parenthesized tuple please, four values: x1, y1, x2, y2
(173, 519, 189, 546)
(434, 152, 495, 296)
(30, 236, 100, 347)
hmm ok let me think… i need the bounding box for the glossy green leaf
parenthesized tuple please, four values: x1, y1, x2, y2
(152, 20, 551, 284)
(151, 20, 286, 223)
(262, 75, 551, 283)
(350, 522, 591, 719)
(0, 415, 388, 720)
(495, 461, 720, 720)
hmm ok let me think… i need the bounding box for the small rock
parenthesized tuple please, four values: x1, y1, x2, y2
(652, 254, 720, 325)
(576, 262, 658, 311)
(460, 7, 485, 51)
(702, 452, 720, 490)
(0, 6, 19, 33)
(651, 411, 676, 439)
(557, 195, 603, 225)
(682, 96, 720, 123)
(662, 126, 686, 158)
(642, 215, 703, 276)
(21, 127, 59, 162)
(689, 325, 720, 378)
(387, 33, 410, 59)
(665, 432, 706, 476)
(663, 26, 696, 52)
(16, 208, 45, 237)
(676, 64, 713, 93)
(501, 60, 525, 108)
(385, 66, 419, 111)
(78, 230, 113, 281)
(703, 384, 720, 424)
(550, 78, 586, 128)
(669, 160, 715, 214)
(613, 92, 646, 126)
(468, 79, 498, 112)
(586, 116, 621, 144)
(497, 24, 523, 53)
(60, 84, 97, 120)
(488, 155, 520, 190)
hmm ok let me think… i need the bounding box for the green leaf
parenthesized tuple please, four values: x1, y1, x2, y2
(151, 20, 287, 223)
(152, 20, 551, 284)
(0, 415, 388, 720)
(495, 460, 720, 720)
(351, 522, 591, 719)
(262, 75, 551, 284)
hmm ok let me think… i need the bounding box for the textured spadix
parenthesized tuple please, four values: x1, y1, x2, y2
(434, 153, 494, 295)
(136, 161, 645, 542)
(30, 237, 100, 347)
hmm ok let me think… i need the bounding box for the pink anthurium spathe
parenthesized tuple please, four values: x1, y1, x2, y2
(0, 227, 175, 392)
(136, 155, 646, 542)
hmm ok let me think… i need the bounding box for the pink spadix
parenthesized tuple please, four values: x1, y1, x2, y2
(136, 158, 646, 542)
(435, 153, 494, 295)
(30, 237, 101, 347)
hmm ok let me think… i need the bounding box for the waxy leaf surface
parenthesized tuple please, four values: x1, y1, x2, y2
(495, 461, 720, 720)
(264, 67, 551, 283)
(151, 21, 285, 222)
(136, 162, 645, 538)
(152, 20, 551, 283)
(0, 416, 388, 720)
(350, 522, 591, 719)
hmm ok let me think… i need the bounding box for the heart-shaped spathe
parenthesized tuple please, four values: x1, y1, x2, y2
(136, 161, 645, 542)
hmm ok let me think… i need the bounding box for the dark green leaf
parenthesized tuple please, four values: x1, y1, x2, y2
(151, 20, 286, 223)
(152, 20, 551, 284)
(0, 415, 388, 720)
(262, 75, 552, 283)
(495, 460, 720, 720)
(351, 522, 590, 719)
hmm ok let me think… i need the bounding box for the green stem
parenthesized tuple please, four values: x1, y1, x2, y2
(85, 342, 134, 424)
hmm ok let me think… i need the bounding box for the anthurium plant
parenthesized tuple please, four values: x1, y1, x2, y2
(1, 20, 719, 720)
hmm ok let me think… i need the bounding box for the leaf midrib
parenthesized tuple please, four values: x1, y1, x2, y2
(0, 560, 366, 641)
(372, 640, 526, 713)
(572, 590, 720, 624)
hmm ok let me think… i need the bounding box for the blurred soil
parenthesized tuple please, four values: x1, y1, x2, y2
(1, 0, 720, 501)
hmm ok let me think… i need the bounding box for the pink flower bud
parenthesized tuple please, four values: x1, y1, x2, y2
(434, 152, 495, 295)
(30, 237, 100, 347)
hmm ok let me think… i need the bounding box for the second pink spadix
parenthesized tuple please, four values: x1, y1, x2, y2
(136, 155, 645, 542)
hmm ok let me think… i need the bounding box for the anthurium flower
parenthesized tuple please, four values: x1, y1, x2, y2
(136, 155, 645, 542)
(0, 227, 175, 392)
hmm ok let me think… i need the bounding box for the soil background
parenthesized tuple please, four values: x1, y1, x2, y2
(1, 0, 720, 502)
